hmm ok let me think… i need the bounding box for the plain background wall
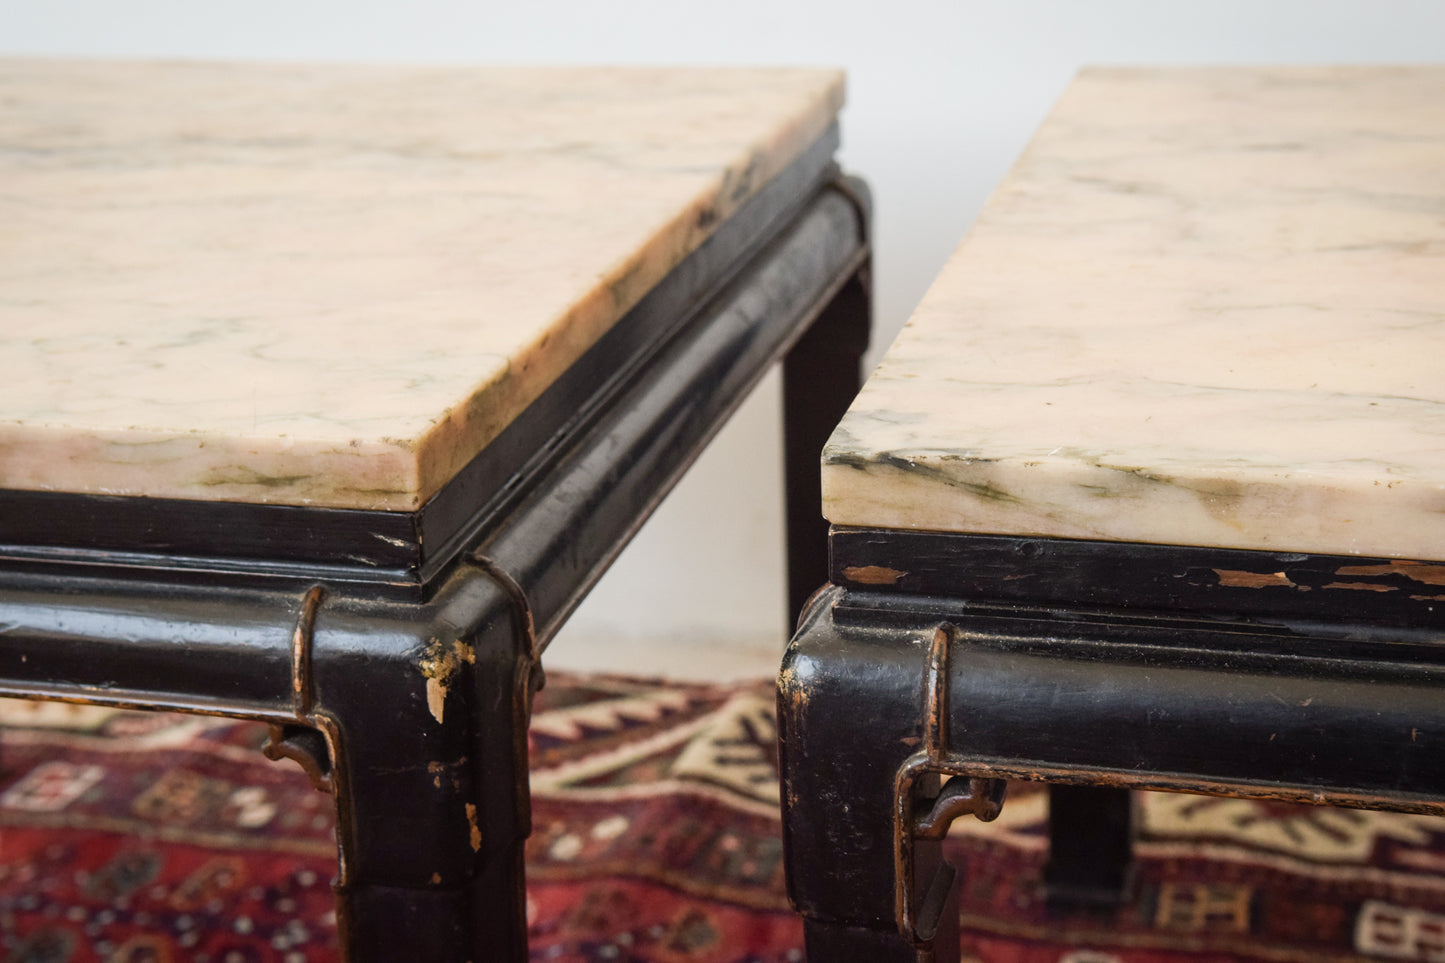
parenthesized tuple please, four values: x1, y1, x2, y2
(6, 1, 1443, 676)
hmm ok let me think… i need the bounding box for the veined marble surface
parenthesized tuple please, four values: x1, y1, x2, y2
(0, 59, 843, 510)
(824, 67, 1445, 561)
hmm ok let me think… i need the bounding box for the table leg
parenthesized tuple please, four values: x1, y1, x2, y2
(778, 594, 965, 963)
(803, 899, 959, 963)
(1044, 785, 1134, 909)
(782, 261, 871, 626)
(297, 599, 533, 962)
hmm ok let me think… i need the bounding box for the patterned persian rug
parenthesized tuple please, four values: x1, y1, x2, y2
(1, 672, 1443, 962)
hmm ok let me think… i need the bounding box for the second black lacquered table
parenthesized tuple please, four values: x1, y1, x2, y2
(780, 66, 1445, 961)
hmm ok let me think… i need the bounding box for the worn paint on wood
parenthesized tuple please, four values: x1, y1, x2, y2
(844, 565, 908, 586)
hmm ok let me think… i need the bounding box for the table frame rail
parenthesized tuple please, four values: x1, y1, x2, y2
(780, 530, 1445, 962)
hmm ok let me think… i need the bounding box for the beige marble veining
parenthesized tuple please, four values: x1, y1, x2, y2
(824, 67, 1445, 561)
(0, 59, 843, 509)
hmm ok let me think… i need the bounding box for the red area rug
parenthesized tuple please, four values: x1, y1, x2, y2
(1, 672, 1443, 962)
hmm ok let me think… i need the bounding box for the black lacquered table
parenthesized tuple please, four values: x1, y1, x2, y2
(779, 66, 1445, 960)
(0, 59, 871, 960)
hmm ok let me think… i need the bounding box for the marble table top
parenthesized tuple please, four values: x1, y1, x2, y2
(824, 67, 1445, 561)
(0, 59, 843, 510)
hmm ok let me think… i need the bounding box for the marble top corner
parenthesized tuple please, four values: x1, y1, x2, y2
(824, 66, 1445, 561)
(0, 59, 844, 510)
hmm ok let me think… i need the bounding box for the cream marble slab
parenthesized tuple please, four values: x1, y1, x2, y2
(824, 66, 1445, 561)
(0, 59, 843, 510)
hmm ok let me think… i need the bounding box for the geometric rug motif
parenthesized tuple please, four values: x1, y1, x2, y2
(2, 672, 1444, 962)
(0, 701, 338, 963)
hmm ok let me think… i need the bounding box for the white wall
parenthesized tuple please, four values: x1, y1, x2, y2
(8, 1, 1443, 675)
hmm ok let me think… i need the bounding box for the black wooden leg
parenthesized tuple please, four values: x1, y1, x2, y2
(1044, 784, 1134, 909)
(782, 262, 871, 627)
(803, 888, 959, 963)
(300, 598, 531, 962)
(778, 592, 960, 963)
